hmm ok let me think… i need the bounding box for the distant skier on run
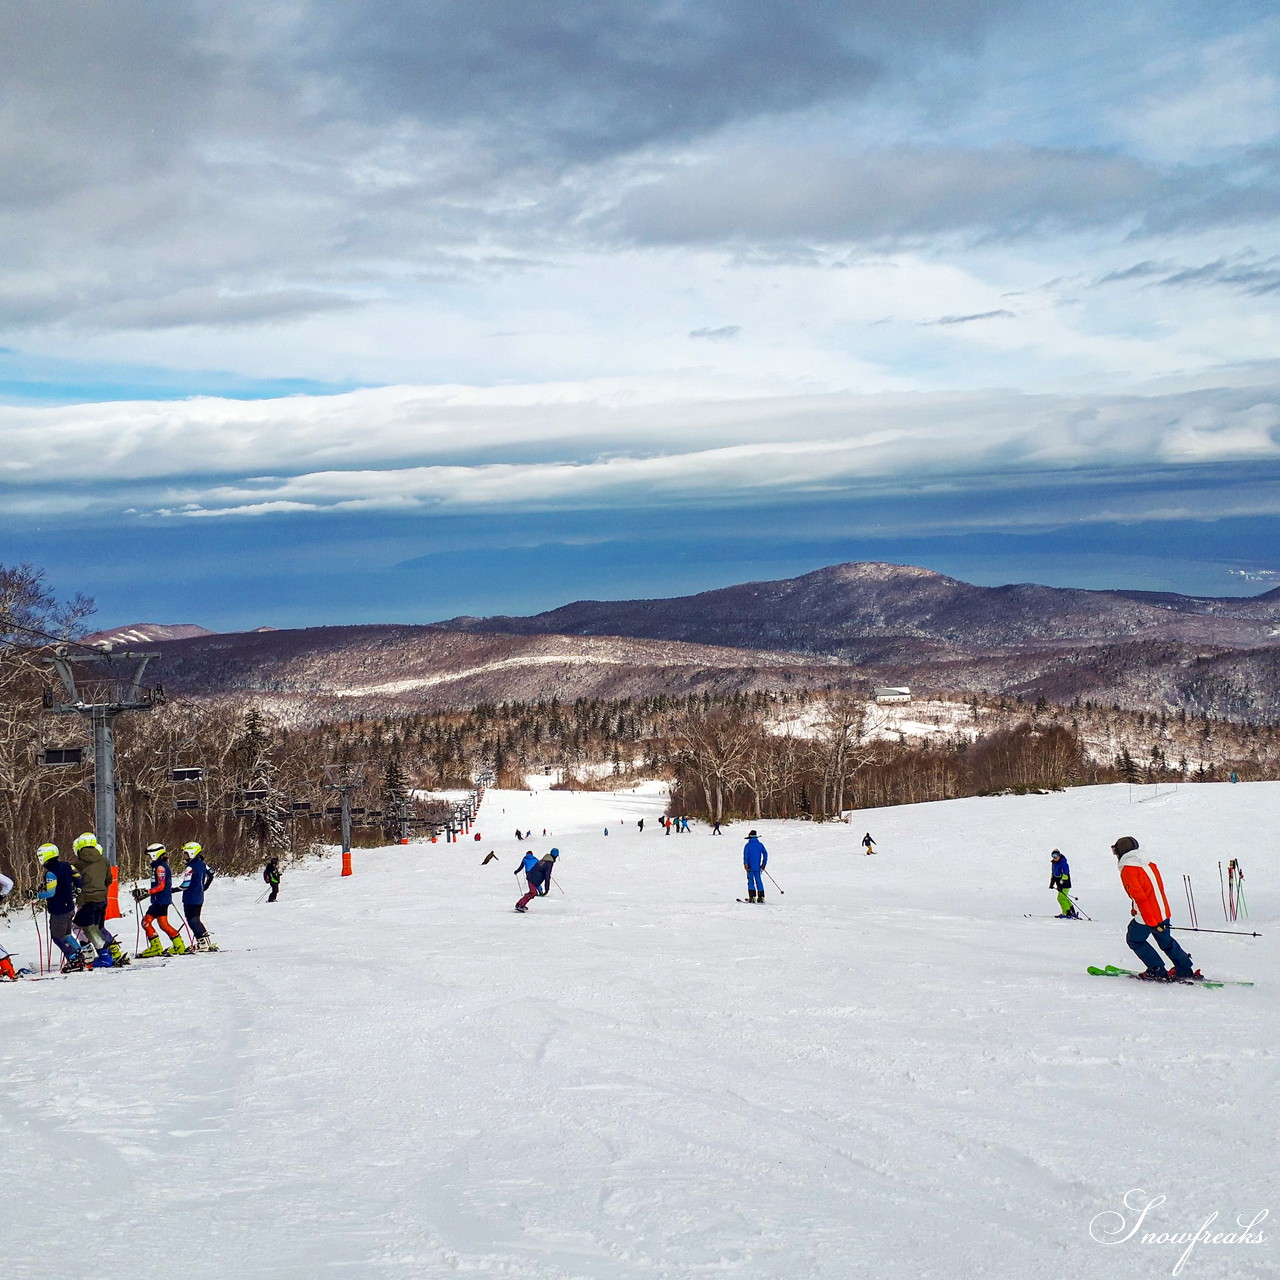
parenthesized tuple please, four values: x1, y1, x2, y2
(861, 832, 876, 855)
(263, 858, 281, 902)
(742, 830, 769, 903)
(1049, 850, 1078, 918)
(1112, 836, 1200, 981)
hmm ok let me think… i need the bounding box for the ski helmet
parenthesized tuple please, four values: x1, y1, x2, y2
(72, 831, 100, 853)
(1111, 836, 1139, 856)
(549, 848, 559, 858)
(36, 843, 59, 863)
(182, 841, 203, 858)
(146, 842, 167, 859)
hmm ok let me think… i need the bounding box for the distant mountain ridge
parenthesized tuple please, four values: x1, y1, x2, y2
(82, 622, 216, 647)
(441, 562, 1280, 656)
(90, 563, 1280, 723)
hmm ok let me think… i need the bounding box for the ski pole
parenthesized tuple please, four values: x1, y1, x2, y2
(1218, 861, 1227, 923)
(31, 902, 44, 975)
(1170, 926, 1262, 937)
(1066, 895, 1092, 921)
(763, 868, 785, 895)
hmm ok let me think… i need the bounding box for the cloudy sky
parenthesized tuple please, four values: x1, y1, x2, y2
(3, 0, 1279, 629)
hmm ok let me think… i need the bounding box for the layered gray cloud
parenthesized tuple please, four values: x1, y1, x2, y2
(2, 0, 1275, 344)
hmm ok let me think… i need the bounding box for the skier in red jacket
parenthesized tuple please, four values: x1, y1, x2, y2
(1112, 836, 1199, 981)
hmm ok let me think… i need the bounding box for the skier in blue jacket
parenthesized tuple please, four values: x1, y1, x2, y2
(1050, 850, 1078, 918)
(514, 851, 541, 912)
(742, 830, 769, 903)
(179, 842, 218, 951)
(36, 843, 87, 971)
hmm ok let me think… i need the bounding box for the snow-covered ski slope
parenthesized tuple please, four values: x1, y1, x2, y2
(1, 781, 1275, 1279)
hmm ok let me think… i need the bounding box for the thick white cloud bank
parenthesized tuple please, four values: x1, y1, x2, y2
(2, 372, 1279, 523)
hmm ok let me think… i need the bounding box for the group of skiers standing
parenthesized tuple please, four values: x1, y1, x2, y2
(0, 836, 220, 979)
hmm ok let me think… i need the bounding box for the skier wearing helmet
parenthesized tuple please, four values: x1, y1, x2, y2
(178, 842, 218, 951)
(1112, 836, 1200, 981)
(135, 843, 187, 957)
(36, 843, 87, 971)
(71, 832, 127, 967)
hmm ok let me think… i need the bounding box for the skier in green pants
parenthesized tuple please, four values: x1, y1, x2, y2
(1050, 850, 1078, 918)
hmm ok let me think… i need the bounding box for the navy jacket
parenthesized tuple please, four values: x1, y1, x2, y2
(149, 857, 174, 908)
(182, 856, 214, 906)
(38, 859, 80, 914)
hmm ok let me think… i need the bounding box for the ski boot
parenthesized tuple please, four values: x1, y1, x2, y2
(109, 942, 131, 966)
(170, 935, 188, 955)
(197, 935, 219, 953)
(745, 890, 757, 902)
(137, 936, 164, 958)
(60, 953, 87, 974)
(92, 948, 115, 969)
(514, 904, 528, 913)
(756, 894, 765, 903)
(1169, 967, 1204, 982)
(1136, 968, 1171, 981)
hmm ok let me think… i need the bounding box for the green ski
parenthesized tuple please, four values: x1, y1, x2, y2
(1088, 964, 1252, 988)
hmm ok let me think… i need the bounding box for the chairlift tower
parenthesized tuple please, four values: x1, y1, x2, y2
(324, 763, 365, 875)
(43, 648, 164, 877)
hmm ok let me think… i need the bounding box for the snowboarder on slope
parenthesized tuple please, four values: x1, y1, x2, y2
(1112, 836, 1199, 980)
(862, 833, 876, 855)
(0, 870, 20, 980)
(70, 832, 125, 966)
(1049, 850, 1078, 918)
(263, 858, 281, 902)
(36, 843, 87, 971)
(514, 850, 542, 912)
(136, 844, 187, 956)
(179, 842, 218, 951)
(743, 830, 769, 903)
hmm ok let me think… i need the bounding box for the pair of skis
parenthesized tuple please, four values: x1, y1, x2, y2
(1087, 964, 1252, 989)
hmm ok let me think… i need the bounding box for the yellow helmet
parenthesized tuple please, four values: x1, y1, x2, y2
(182, 841, 203, 858)
(36, 843, 59, 863)
(72, 832, 100, 853)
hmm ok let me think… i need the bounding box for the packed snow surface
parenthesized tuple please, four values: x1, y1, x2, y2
(1, 782, 1276, 1279)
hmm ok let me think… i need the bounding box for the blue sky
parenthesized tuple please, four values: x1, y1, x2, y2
(1, 1, 1279, 630)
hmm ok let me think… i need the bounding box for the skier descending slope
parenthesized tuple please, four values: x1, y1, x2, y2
(513, 850, 542, 913)
(135, 844, 187, 957)
(1112, 836, 1200, 981)
(533, 849, 560, 896)
(1049, 850, 1078, 918)
(0, 870, 19, 980)
(742, 830, 769, 903)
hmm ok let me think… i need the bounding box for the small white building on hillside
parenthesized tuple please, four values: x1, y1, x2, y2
(874, 686, 912, 704)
